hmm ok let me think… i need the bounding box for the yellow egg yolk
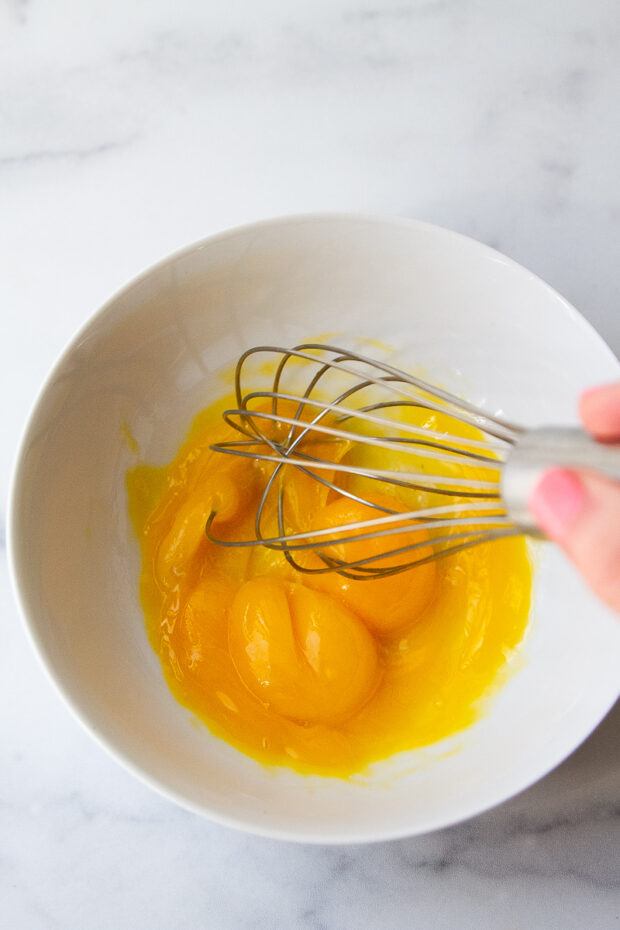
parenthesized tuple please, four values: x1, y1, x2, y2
(301, 495, 437, 633)
(228, 579, 379, 724)
(127, 394, 532, 777)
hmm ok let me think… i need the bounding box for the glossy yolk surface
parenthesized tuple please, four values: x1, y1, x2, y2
(229, 579, 379, 724)
(127, 396, 532, 777)
(301, 495, 437, 633)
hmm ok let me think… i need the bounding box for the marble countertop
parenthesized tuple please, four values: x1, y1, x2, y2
(2, 1, 619, 927)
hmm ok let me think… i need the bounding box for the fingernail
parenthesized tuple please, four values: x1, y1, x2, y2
(529, 468, 587, 541)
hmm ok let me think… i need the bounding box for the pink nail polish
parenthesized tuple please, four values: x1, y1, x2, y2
(528, 469, 587, 541)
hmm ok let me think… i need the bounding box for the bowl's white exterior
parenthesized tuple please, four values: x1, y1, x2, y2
(9, 214, 620, 843)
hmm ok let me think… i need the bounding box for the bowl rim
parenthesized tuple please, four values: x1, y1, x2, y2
(7, 211, 620, 844)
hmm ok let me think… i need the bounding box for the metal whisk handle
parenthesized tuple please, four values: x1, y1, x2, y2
(502, 427, 620, 534)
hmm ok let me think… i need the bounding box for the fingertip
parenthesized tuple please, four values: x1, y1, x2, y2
(579, 383, 612, 402)
(579, 381, 620, 440)
(528, 468, 587, 542)
(578, 383, 608, 421)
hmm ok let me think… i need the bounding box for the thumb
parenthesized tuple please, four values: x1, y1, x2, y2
(529, 468, 620, 613)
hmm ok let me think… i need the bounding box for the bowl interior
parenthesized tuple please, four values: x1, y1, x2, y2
(10, 215, 620, 842)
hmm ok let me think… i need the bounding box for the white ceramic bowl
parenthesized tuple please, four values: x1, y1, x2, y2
(9, 214, 620, 843)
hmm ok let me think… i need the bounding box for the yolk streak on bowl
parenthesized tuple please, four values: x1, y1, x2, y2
(127, 395, 532, 777)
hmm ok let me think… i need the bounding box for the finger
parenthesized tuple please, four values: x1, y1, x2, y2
(529, 467, 620, 613)
(579, 382, 620, 441)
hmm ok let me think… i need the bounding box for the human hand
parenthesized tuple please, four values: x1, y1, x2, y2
(529, 382, 620, 613)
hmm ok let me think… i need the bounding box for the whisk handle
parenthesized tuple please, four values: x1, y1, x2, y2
(502, 427, 620, 535)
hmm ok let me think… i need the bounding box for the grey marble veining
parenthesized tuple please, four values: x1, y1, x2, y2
(2, 1, 619, 927)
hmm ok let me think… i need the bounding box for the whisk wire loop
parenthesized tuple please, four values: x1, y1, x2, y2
(209, 344, 523, 577)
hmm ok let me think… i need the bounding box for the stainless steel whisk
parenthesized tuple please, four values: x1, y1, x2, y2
(206, 344, 620, 579)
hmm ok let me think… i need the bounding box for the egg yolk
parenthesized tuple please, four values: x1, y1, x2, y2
(127, 393, 532, 777)
(301, 495, 437, 633)
(228, 578, 379, 724)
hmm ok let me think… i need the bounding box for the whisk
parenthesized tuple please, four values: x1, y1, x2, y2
(206, 344, 620, 579)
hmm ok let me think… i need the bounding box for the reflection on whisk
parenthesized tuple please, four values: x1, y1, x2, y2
(206, 344, 524, 579)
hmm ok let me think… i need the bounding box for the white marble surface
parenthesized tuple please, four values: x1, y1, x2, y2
(2, 1, 619, 927)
